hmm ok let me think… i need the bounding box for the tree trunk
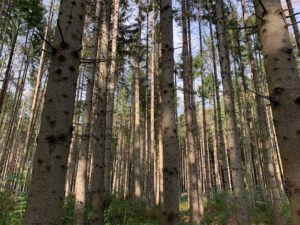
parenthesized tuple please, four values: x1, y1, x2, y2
(207, 1, 230, 201)
(105, 0, 120, 194)
(253, 1, 300, 224)
(133, 5, 142, 200)
(181, 0, 201, 222)
(24, 0, 87, 223)
(0, 22, 19, 115)
(74, 0, 101, 224)
(149, 0, 156, 208)
(215, 0, 249, 224)
(91, 0, 109, 223)
(160, 0, 180, 223)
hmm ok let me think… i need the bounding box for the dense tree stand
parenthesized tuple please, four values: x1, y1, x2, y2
(0, 0, 299, 224)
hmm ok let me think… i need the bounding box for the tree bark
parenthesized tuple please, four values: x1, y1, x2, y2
(160, 0, 180, 224)
(24, 0, 87, 223)
(215, 0, 250, 224)
(74, 0, 101, 224)
(91, 0, 109, 223)
(253, 1, 300, 224)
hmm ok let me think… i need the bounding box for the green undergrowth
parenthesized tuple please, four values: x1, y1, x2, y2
(0, 191, 292, 225)
(0, 191, 27, 225)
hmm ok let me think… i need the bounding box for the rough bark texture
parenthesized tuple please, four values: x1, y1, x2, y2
(241, 1, 283, 224)
(23, 0, 87, 224)
(253, 1, 300, 224)
(215, 0, 250, 224)
(160, 0, 180, 224)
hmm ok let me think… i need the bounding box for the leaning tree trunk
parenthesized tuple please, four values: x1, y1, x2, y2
(160, 0, 180, 224)
(0, 22, 19, 115)
(253, 1, 300, 224)
(23, 0, 87, 224)
(215, 0, 250, 224)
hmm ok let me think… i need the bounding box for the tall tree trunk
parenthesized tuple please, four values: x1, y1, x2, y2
(160, 0, 180, 224)
(181, 0, 201, 222)
(149, 0, 156, 209)
(207, 1, 230, 202)
(215, 0, 249, 224)
(105, 0, 120, 194)
(74, 0, 101, 224)
(241, 1, 283, 223)
(24, 0, 87, 223)
(91, 0, 109, 223)
(133, 5, 142, 200)
(253, 1, 300, 224)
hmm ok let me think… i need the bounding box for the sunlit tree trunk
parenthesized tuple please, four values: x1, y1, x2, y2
(23, 0, 87, 223)
(133, 5, 142, 200)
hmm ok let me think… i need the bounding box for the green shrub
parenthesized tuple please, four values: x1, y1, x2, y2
(0, 192, 27, 225)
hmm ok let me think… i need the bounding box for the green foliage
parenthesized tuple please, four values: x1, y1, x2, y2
(0, 191, 291, 225)
(198, 190, 292, 225)
(201, 192, 233, 225)
(0, 191, 14, 225)
(62, 194, 75, 225)
(7, 193, 27, 225)
(0, 192, 27, 225)
(105, 197, 160, 225)
(16, 0, 45, 30)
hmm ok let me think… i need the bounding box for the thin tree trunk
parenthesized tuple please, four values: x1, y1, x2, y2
(105, 0, 120, 194)
(74, 0, 101, 224)
(0, 22, 19, 115)
(285, 0, 300, 54)
(91, 0, 109, 223)
(181, 0, 200, 222)
(215, 0, 249, 224)
(133, 4, 142, 200)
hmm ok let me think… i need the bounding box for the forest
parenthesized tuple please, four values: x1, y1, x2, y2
(0, 0, 300, 224)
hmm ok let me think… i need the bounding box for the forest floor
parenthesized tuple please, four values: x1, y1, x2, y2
(0, 191, 292, 225)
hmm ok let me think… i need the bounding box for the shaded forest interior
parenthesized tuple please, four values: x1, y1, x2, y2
(1, 0, 300, 224)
